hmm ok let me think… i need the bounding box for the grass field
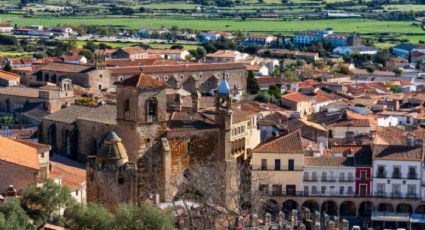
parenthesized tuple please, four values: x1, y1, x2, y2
(75, 40, 200, 50)
(0, 51, 34, 57)
(2, 15, 423, 35)
(384, 4, 425, 11)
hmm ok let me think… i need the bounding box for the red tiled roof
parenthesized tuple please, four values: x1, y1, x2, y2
(141, 63, 246, 73)
(281, 91, 311, 102)
(121, 73, 167, 89)
(255, 77, 282, 85)
(253, 130, 304, 154)
(49, 161, 85, 190)
(0, 70, 20, 81)
(0, 137, 39, 169)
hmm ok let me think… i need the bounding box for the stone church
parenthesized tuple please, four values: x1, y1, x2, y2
(41, 73, 260, 211)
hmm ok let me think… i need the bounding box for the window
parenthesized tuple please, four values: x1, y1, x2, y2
(98, 84, 102, 90)
(322, 172, 327, 181)
(377, 165, 385, 178)
(312, 186, 318, 195)
(288, 159, 294, 171)
(348, 172, 354, 181)
(339, 172, 345, 181)
(321, 186, 326, 195)
(304, 186, 309, 195)
(312, 172, 317, 181)
(407, 184, 416, 198)
(393, 166, 401, 179)
(339, 186, 345, 195)
(347, 186, 353, 195)
(377, 183, 385, 194)
(75, 190, 79, 196)
(274, 159, 281, 170)
(124, 98, 130, 113)
(272, 185, 282, 195)
(360, 170, 367, 180)
(261, 159, 267, 170)
(259, 184, 268, 194)
(408, 167, 417, 179)
(146, 98, 158, 122)
(392, 184, 401, 197)
(303, 172, 309, 180)
(118, 178, 124, 184)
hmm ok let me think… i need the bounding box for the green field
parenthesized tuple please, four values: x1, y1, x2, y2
(75, 40, 200, 50)
(2, 15, 423, 35)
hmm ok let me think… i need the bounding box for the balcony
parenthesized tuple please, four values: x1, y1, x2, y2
(374, 192, 387, 197)
(407, 193, 419, 199)
(376, 171, 387, 178)
(339, 177, 355, 182)
(408, 173, 418, 180)
(303, 177, 318, 182)
(391, 192, 402, 198)
(392, 173, 402, 179)
(321, 177, 337, 182)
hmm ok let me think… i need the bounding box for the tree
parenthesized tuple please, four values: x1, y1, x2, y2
(170, 161, 270, 229)
(1, 115, 14, 125)
(64, 203, 114, 230)
(83, 41, 98, 52)
(247, 70, 259, 94)
(170, 44, 184, 49)
(21, 180, 74, 227)
(0, 200, 29, 230)
(137, 202, 175, 230)
(255, 91, 273, 103)
(188, 47, 207, 60)
(366, 65, 375, 74)
(268, 84, 281, 99)
(78, 50, 94, 61)
(284, 69, 299, 82)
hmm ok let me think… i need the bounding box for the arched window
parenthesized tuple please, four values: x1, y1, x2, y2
(146, 98, 158, 122)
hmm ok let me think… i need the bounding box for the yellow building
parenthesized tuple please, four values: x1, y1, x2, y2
(251, 131, 305, 196)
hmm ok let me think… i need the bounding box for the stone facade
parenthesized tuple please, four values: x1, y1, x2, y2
(0, 78, 75, 114)
(141, 63, 247, 94)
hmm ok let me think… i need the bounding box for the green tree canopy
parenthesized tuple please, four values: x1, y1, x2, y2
(64, 203, 114, 230)
(21, 180, 74, 227)
(0, 200, 29, 230)
(247, 70, 260, 94)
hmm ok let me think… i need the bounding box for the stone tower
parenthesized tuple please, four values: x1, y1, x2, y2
(115, 73, 169, 200)
(86, 131, 138, 212)
(94, 51, 106, 70)
(215, 77, 239, 210)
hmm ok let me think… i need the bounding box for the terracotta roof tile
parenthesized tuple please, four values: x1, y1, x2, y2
(121, 73, 167, 89)
(281, 91, 311, 102)
(141, 63, 246, 74)
(329, 119, 370, 127)
(0, 70, 20, 81)
(0, 137, 39, 169)
(304, 156, 354, 167)
(373, 145, 422, 161)
(48, 161, 85, 190)
(253, 130, 304, 154)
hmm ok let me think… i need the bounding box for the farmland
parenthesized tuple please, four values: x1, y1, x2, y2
(2, 15, 423, 35)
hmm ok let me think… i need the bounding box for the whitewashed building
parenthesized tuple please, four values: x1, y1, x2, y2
(303, 155, 356, 197)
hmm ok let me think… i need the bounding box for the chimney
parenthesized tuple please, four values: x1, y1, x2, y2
(6, 185, 17, 197)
